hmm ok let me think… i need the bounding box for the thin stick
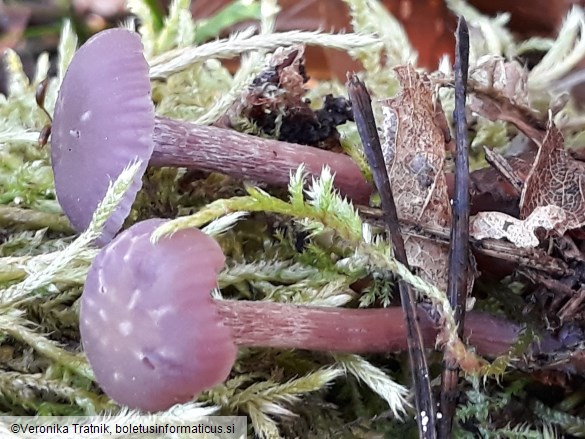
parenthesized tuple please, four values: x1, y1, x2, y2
(347, 75, 437, 439)
(439, 17, 470, 438)
(483, 146, 523, 194)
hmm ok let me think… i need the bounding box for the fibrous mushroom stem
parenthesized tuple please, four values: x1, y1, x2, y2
(150, 116, 374, 205)
(215, 300, 522, 358)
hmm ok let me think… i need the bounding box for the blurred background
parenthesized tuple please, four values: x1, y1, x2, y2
(1, 0, 584, 92)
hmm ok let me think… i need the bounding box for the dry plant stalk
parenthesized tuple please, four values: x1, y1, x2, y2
(439, 18, 471, 439)
(347, 75, 437, 438)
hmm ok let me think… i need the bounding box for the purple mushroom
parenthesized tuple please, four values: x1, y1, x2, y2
(80, 218, 236, 412)
(51, 28, 153, 245)
(80, 218, 523, 412)
(50, 28, 372, 245)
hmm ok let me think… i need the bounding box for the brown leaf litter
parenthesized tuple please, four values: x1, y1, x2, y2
(216, 46, 354, 149)
(381, 64, 472, 295)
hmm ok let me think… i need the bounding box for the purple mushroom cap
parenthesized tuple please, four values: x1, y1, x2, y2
(80, 218, 237, 411)
(51, 28, 154, 245)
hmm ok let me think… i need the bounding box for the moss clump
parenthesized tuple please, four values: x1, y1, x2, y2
(2, 1, 585, 438)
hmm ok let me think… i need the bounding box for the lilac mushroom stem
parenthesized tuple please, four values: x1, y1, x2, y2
(150, 116, 373, 204)
(216, 300, 523, 358)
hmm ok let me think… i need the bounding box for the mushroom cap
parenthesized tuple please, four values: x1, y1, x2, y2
(51, 28, 154, 246)
(80, 218, 237, 411)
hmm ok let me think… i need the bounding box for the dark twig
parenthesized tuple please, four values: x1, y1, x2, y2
(347, 75, 437, 439)
(438, 17, 470, 438)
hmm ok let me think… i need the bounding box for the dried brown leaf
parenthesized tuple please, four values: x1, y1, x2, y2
(382, 65, 452, 227)
(520, 121, 585, 230)
(468, 56, 546, 143)
(470, 205, 568, 248)
(220, 45, 307, 129)
(470, 56, 529, 107)
(559, 287, 585, 323)
(381, 65, 454, 292)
